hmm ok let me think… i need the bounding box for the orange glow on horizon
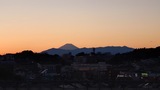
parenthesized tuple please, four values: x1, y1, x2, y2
(0, 0, 160, 54)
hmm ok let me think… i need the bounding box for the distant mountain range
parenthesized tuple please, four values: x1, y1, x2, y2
(42, 43, 134, 55)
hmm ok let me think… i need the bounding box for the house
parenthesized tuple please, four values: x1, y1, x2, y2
(39, 64, 61, 80)
(71, 62, 111, 81)
(71, 62, 109, 71)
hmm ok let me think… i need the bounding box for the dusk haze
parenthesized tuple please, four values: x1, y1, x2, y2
(1, 0, 160, 54)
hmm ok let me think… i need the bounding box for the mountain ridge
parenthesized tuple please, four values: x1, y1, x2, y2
(42, 44, 134, 55)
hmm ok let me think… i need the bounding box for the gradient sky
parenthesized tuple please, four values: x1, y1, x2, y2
(0, 0, 160, 54)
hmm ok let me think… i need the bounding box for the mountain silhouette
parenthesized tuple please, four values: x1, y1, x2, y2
(59, 43, 79, 50)
(42, 44, 134, 55)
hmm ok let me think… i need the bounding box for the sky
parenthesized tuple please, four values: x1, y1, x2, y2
(0, 0, 160, 54)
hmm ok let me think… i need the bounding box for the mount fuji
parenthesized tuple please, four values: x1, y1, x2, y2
(59, 43, 79, 50)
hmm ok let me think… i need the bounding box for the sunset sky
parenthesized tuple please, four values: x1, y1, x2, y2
(0, 0, 160, 54)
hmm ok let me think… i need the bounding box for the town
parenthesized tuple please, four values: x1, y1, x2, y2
(0, 46, 160, 89)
